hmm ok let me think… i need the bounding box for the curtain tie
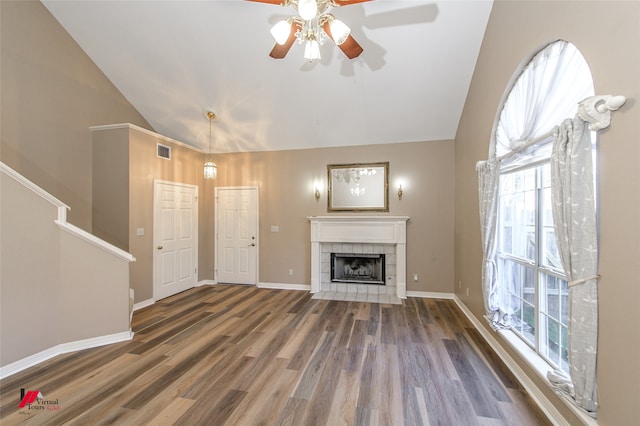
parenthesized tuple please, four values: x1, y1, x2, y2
(568, 274, 600, 288)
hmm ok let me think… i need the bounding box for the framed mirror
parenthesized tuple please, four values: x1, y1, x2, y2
(328, 162, 389, 212)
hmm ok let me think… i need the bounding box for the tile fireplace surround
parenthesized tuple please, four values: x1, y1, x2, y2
(308, 216, 409, 303)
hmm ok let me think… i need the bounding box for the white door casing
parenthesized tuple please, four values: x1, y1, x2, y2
(153, 180, 198, 300)
(215, 187, 258, 285)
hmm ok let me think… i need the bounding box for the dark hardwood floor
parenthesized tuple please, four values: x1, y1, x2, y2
(0, 285, 550, 425)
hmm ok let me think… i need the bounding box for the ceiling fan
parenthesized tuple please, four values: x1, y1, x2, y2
(247, 0, 371, 61)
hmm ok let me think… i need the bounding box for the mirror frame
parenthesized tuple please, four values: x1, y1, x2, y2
(327, 162, 389, 212)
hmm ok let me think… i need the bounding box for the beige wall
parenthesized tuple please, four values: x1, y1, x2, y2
(92, 126, 211, 303)
(1, 168, 132, 368)
(1, 173, 62, 365)
(58, 230, 131, 343)
(92, 127, 130, 250)
(213, 140, 455, 293)
(0, 0, 151, 231)
(129, 128, 209, 302)
(455, 1, 640, 425)
(93, 132, 455, 303)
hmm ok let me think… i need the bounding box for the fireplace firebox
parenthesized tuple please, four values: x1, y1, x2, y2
(331, 253, 385, 285)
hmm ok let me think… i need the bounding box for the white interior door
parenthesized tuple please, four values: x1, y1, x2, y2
(216, 187, 258, 285)
(154, 181, 198, 300)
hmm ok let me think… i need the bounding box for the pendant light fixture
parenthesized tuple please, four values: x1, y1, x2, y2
(203, 111, 217, 180)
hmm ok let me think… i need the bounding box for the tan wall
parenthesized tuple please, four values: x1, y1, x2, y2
(128, 128, 209, 302)
(0, 0, 151, 231)
(92, 128, 453, 302)
(1, 167, 132, 368)
(92, 126, 210, 303)
(454, 1, 640, 424)
(92, 127, 130, 250)
(58, 230, 131, 343)
(214, 140, 455, 293)
(1, 173, 62, 365)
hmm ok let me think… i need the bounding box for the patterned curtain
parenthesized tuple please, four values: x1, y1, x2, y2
(476, 160, 505, 326)
(548, 117, 599, 413)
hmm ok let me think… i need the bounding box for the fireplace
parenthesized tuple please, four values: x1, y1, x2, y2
(331, 253, 385, 285)
(308, 216, 409, 299)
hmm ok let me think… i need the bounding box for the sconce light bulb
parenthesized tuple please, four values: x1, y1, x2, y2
(398, 184, 403, 200)
(314, 187, 321, 201)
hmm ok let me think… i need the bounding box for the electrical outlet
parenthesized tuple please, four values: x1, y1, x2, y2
(459, 280, 462, 288)
(466, 288, 469, 297)
(413, 274, 419, 282)
(288, 268, 293, 276)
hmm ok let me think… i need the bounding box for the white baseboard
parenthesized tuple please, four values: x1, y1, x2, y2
(133, 298, 155, 311)
(258, 282, 311, 291)
(451, 295, 571, 426)
(0, 330, 133, 380)
(406, 290, 455, 299)
(197, 280, 217, 286)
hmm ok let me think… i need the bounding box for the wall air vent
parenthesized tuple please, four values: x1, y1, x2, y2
(157, 143, 171, 160)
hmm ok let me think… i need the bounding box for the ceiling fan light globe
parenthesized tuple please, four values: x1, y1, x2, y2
(329, 19, 350, 45)
(298, 0, 318, 21)
(270, 20, 291, 45)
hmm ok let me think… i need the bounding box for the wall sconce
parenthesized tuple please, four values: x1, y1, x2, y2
(398, 184, 403, 200)
(314, 187, 321, 201)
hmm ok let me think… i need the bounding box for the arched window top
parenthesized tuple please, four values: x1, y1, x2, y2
(491, 40, 594, 169)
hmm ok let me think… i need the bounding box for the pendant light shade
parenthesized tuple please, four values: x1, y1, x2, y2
(204, 160, 217, 180)
(204, 111, 217, 180)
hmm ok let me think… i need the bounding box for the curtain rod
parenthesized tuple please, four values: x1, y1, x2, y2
(495, 128, 555, 163)
(493, 95, 627, 164)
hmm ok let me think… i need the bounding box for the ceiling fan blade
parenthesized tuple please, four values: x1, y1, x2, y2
(245, 0, 284, 4)
(332, 0, 372, 6)
(269, 22, 301, 59)
(337, 35, 364, 59)
(323, 21, 363, 59)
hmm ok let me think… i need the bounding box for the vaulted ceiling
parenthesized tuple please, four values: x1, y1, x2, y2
(42, 0, 493, 153)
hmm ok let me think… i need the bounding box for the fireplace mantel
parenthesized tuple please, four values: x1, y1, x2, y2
(308, 216, 409, 298)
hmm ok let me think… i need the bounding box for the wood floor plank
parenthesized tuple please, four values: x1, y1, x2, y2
(465, 326, 521, 389)
(327, 369, 359, 426)
(145, 397, 196, 425)
(345, 319, 368, 371)
(276, 312, 321, 360)
(357, 342, 379, 411)
(229, 365, 300, 426)
(377, 343, 404, 426)
(367, 302, 380, 336)
(291, 331, 336, 400)
(456, 331, 512, 403)
(274, 397, 309, 426)
(0, 285, 551, 426)
(443, 338, 503, 419)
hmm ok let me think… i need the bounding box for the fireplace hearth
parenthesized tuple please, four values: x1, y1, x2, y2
(331, 253, 385, 285)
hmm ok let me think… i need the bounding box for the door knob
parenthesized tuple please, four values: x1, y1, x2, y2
(249, 243, 256, 247)
(157, 245, 163, 250)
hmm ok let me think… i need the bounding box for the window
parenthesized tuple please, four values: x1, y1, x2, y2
(497, 162, 570, 372)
